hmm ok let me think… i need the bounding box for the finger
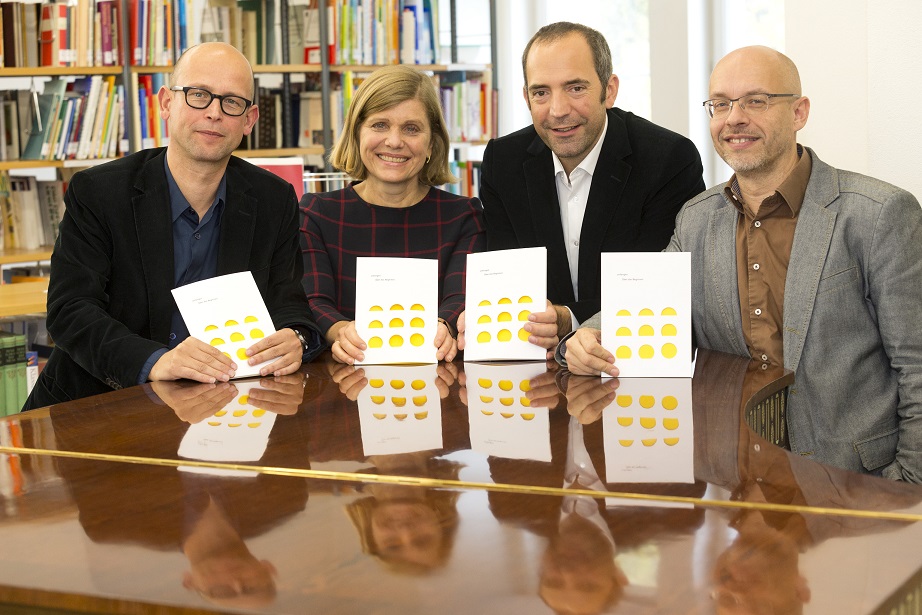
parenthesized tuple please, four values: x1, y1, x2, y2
(343, 374, 369, 401)
(342, 323, 367, 350)
(437, 363, 458, 387)
(258, 354, 301, 377)
(337, 336, 365, 363)
(331, 341, 355, 365)
(457, 331, 467, 350)
(433, 374, 450, 399)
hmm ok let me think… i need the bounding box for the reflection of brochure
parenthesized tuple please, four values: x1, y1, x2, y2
(602, 378, 693, 483)
(356, 365, 443, 455)
(178, 379, 278, 477)
(464, 248, 547, 361)
(354, 257, 438, 365)
(465, 362, 551, 461)
(171, 272, 276, 379)
(601, 252, 692, 378)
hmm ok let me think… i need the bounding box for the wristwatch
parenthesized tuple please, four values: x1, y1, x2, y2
(290, 327, 312, 356)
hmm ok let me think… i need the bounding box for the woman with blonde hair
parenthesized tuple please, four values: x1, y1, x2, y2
(300, 65, 484, 364)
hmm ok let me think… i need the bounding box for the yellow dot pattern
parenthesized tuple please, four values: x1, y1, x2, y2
(472, 376, 536, 416)
(606, 306, 680, 359)
(202, 316, 268, 361)
(472, 296, 541, 346)
(610, 392, 684, 449)
(204, 405, 266, 430)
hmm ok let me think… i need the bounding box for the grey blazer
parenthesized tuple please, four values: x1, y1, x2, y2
(578, 149, 922, 481)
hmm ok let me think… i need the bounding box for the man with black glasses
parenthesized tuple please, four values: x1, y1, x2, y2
(561, 46, 922, 482)
(25, 42, 322, 409)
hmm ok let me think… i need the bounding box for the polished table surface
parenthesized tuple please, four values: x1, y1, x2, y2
(2, 350, 922, 614)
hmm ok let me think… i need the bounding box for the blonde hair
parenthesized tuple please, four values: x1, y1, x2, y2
(330, 65, 456, 186)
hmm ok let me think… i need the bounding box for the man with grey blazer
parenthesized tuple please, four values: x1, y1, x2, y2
(561, 46, 922, 482)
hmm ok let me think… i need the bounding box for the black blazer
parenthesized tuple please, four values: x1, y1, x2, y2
(25, 148, 321, 408)
(480, 107, 705, 323)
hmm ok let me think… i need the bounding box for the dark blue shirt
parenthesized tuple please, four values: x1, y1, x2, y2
(137, 160, 227, 383)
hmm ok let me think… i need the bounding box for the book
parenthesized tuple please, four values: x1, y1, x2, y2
(21, 77, 66, 160)
(297, 90, 322, 147)
(8, 174, 43, 249)
(37, 178, 63, 243)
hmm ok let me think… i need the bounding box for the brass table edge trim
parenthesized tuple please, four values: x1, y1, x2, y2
(4, 445, 922, 523)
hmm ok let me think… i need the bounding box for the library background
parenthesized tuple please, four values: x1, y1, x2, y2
(0, 0, 496, 414)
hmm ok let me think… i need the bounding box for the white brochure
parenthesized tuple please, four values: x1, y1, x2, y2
(171, 271, 276, 379)
(464, 247, 547, 361)
(356, 365, 443, 455)
(600, 252, 692, 378)
(354, 257, 439, 365)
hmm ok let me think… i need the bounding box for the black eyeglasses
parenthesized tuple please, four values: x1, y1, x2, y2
(170, 86, 252, 117)
(702, 93, 799, 118)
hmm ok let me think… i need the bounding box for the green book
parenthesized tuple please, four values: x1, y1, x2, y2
(13, 334, 26, 414)
(0, 334, 14, 416)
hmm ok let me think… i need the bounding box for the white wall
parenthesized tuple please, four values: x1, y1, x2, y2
(787, 0, 922, 200)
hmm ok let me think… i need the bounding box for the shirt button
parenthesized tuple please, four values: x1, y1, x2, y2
(761, 354, 768, 361)
(761, 363, 769, 370)
(194, 232, 202, 240)
(753, 263, 760, 270)
(754, 444, 761, 452)
(754, 220, 762, 228)
(169, 333, 176, 340)
(754, 308, 762, 316)
(573, 240, 579, 247)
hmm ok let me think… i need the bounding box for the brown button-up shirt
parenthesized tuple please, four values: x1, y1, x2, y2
(726, 146, 812, 368)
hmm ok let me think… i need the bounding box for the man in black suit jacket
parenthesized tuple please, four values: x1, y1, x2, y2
(469, 22, 704, 355)
(24, 42, 321, 409)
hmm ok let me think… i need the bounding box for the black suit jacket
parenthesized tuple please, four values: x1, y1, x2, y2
(480, 107, 704, 323)
(25, 148, 321, 408)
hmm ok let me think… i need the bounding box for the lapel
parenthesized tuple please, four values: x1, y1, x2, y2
(783, 152, 838, 372)
(522, 134, 573, 303)
(217, 159, 257, 274)
(578, 109, 631, 293)
(707, 202, 749, 356)
(132, 150, 175, 344)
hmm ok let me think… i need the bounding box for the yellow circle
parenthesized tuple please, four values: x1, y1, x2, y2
(664, 437, 680, 446)
(390, 380, 405, 390)
(392, 397, 407, 407)
(639, 345, 654, 359)
(616, 327, 632, 337)
(519, 380, 531, 392)
(250, 328, 264, 339)
(640, 417, 656, 429)
(389, 335, 404, 347)
(520, 397, 531, 407)
(410, 317, 425, 328)
(500, 398, 514, 406)
(390, 304, 404, 311)
(518, 328, 531, 341)
(205, 324, 218, 331)
(616, 346, 632, 359)
(663, 418, 679, 430)
(521, 413, 535, 420)
(498, 297, 512, 304)
(389, 318, 404, 328)
(616, 395, 632, 407)
(480, 396, 494, 403)
(478, 378, 492, 388)
(411, 380, 426, 390)
(638, 325, 654, 336)
(498, 380, 513, 391)
(207, 421, 220, 426)
(225, 319, 239, 327)
(413, 396, 427, 406)
(368, 337, 383, 348)
(370, 305, 383, 311)
(662, 396, 678, 410)
(477, 331, 491, 343)
(373, 413, 386, 419)
(478, 300, 491, 307)
(210, 338, 225, 346)
(394, 414, 408, 421)
(414, 411, 428, 419)
(639, 395, 655, 409)
(481, 409, 494, 416)
(497, 329, 512, 342)
(617, 416, 633, 426)
(410, 304, 425, 311)
(228, 423, 241, 428)
(619, 439, 634, 447)
(639, 308, 654, 316)
(477, 315, 492, 324)
(215, 410, 227, 417)
(238, 395, 248, 405)
(236, 348, 249, 360)
(662, 343, 677, 358)
(369, 379, 384, 388)
(616, 309, 631, 316)
(245, 315, 258, 322)
(501, 412, 514, 418)
(662, 324, 677, 336)
(230, 332, 245, 342)
(369, 320, 383, 328)
(518, 310, 530, 321)
(410, 333, 425, 346)
(518, 295, 532, 303)
(662, 307, 677, 315)
(641, 438, 657, 447)
(371, 396, 385, 404)
(252, 409, 265, 417)
(498, 312, 512, 322)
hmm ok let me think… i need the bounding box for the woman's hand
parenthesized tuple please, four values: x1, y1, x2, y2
(434, 321, 458, 362)
(326, 320, 367, 364)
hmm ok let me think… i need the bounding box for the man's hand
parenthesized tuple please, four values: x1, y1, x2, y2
(150, 380, 238, 423)
(564, 328, 619, 377)
(457, 310, 468, 351)
(326, 320, 367, 365)
(149, 337, 237, 383)
(245, 328, 303, 376)
(564, 376, 619, 425)
(246, 374, 308, 415)
(523, 301, 569, 359)
(523, 370, 562, 408)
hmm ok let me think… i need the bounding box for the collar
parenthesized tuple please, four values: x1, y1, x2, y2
(552, 115, 609, 181)
(724, 144, 812, 216)
(165, 156, 228, 223)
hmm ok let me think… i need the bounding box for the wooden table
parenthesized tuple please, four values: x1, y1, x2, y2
(1, 350, 920, 614)
(0, 279, 49, 318)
